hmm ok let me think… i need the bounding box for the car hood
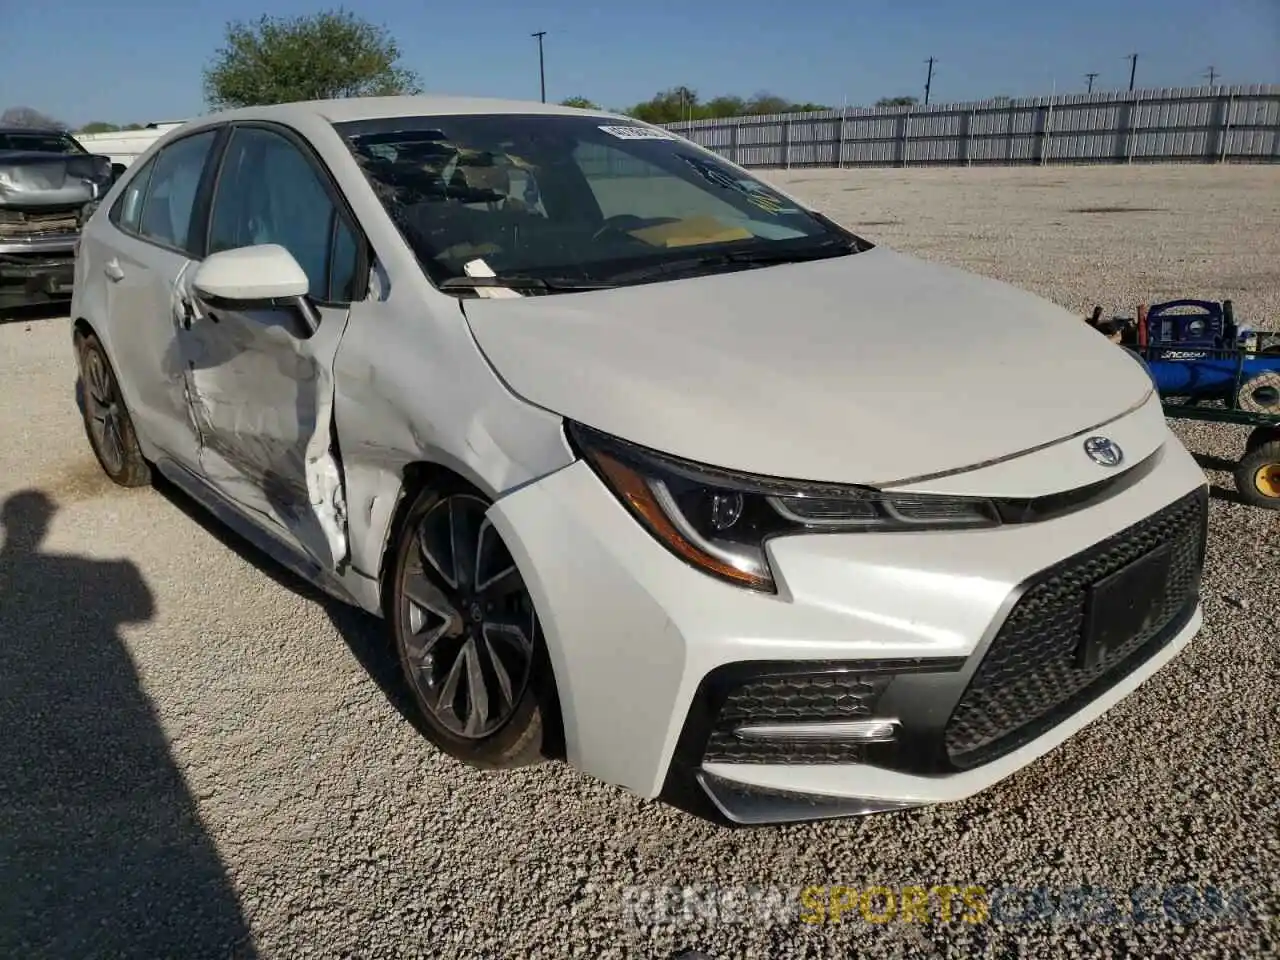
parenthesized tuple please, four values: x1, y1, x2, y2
(0, 151, 112, 208)
(460, 245, 1153, 486)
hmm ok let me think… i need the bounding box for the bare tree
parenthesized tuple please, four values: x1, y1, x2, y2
(0, 106, 67, 130)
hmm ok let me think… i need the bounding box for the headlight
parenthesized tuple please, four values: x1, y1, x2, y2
(568, 422, 1001, 594)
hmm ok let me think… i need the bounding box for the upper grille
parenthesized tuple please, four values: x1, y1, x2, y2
(0, 206, 82, 238)
(944, 486, 1208, 768)
(702, 671, 892, 764)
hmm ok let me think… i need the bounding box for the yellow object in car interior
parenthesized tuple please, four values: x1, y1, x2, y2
(627, 215, 754, 248)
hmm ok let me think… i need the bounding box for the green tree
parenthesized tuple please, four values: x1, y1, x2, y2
(628, 86, 699, 124)
(0, 106, 65, 129)
(202, 7, 422, 110)
(624, 88, 831, 122)
(78, 121, 121, 134)
(744, 91, 791, 115)
(703, 95, 747, 118)
(559, 96, 600, 110)
(875, 96, 918, 107)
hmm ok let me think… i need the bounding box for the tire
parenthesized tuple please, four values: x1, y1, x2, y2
(1233, 440, 1280, 510)
(386, 479, 556, 769)
(75, 330, 151, 487)
(1236, 372, 1280, 415)
(1245, 426, 1280, 456)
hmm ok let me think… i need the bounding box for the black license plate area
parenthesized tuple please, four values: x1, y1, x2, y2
(1077, 542, 1173, 669)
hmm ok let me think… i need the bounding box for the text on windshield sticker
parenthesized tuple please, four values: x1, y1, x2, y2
(598, 125, 680, 141)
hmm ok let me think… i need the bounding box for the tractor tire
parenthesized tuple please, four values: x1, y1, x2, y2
(1236, 372, 1280, 415)
(1233, 440, 1280, 510)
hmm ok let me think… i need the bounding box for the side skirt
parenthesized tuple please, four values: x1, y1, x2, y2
(153, 456, 382, 614)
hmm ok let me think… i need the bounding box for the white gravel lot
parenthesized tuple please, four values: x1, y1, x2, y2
(1, 163, 1277, 959)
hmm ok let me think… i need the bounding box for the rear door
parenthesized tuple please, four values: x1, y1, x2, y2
(176, 122, 366, 571)
(92, 128, 223, 470)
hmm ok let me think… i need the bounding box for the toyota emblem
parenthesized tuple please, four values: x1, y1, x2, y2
(1083, 436, 1124, 467)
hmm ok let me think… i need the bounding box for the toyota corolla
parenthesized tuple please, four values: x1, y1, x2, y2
(69, 95, 1209, 825)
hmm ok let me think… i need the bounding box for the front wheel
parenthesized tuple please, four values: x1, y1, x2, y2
(1234, 440, 1280, 510)
(386, 482, 555, 769)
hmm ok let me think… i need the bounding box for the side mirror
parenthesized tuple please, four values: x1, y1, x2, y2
(110, 162, 126, 182)
(193, 244, 310, 302)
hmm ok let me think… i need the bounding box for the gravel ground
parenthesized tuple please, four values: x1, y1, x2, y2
(1, 163, 1278, 959)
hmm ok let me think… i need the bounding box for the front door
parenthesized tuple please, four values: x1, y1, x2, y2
(175, 123, 365, 572)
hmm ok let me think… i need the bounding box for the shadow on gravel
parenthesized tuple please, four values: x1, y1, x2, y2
(0, 301, 69, 326)
(1190, 453, 1250, 505)
(149, 475, 432, 740)
(1194, 452, 1238, 473)
(0, 489, 258, 959)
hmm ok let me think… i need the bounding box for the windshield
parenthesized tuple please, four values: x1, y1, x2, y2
(0, 131, 87, 155)
(333, 114, 867, 293)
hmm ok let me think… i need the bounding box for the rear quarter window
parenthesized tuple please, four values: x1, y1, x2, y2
(110, 157, 157, 234)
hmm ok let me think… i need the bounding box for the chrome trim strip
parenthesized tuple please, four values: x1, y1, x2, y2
(877, 387, 1155, 489)
(733, 719, 900, 743)
(695, 770, 921, 825)
(0, 235, 78, 255)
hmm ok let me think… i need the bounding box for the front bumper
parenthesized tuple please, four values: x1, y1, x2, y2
(0, 235, 78, 305)
(486, 411, 1209, 825)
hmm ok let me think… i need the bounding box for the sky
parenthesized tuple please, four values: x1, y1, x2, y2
(2, 0, 1277, 128)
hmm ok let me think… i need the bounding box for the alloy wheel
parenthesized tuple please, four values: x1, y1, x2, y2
(397, 493, 538, 739)
(83, 346, 126, 476)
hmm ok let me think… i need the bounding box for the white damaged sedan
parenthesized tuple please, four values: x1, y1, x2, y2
(70, 95, 1209, 825)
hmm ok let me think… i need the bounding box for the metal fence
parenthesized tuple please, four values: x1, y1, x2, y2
(664, 84, 1280, 169)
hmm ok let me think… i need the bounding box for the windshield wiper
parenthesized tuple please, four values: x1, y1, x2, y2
(603, 236, 863, 284)
(727, 235, 863, 263)
(439, 275, 617, 293)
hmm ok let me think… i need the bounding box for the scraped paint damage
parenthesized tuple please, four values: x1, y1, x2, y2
(180, 299, 351, 570)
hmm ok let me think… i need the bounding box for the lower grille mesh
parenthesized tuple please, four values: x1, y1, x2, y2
(944, 486, 1207, 768)
(703, 672, 891, 764)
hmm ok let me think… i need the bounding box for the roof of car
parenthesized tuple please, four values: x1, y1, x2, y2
(191, 94, 629, 127)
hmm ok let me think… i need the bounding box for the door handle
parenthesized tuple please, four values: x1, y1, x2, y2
(104, 259, 125, 282)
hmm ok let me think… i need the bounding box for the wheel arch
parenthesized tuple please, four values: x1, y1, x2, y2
(372, 457, 568, 760)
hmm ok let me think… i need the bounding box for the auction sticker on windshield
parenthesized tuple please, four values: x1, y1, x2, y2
(598, 125, 680, 140)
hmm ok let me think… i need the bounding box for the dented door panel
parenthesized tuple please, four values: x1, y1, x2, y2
(178, 288, 351, 571)
(328, 283, 577, 587)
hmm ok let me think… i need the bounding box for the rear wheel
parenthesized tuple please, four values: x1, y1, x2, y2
(387, 481, 553, 769)
(1245, 426, 1280, 456)
(75, 331, 151, 487)
(1234, 440, 1280, 510)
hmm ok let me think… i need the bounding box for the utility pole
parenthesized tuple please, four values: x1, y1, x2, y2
(923, 56, 935, 105)
(1125, 53, 1138, 92)
(1205, 65, 1218, 85)
(531, 31, 547, 102)
(1085, 72, 1099, 93)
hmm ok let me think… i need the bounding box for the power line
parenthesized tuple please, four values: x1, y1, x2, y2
(531, 31, 547, 103)
(1125, 53, 1139, 92)
(924, 56, 936, 105)
(1085, 72, 1099, 93)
